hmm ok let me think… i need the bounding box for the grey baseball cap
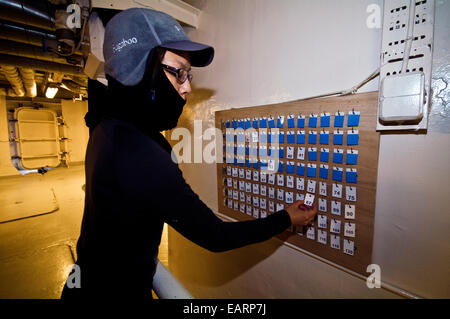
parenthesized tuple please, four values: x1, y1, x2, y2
(103, 8, 214, 86)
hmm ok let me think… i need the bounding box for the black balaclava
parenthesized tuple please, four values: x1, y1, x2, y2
(86, 48, 187, 153)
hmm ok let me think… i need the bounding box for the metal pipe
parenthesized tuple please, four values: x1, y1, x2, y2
(0, 0, 55, 31)
(18, 67, 36, 97)
(0, 54, 85, 76)
(0, 20, 56, 47)
(0, 65, 25, 96)
(152, 259, 193, 299)
(0, 38, 72, 65)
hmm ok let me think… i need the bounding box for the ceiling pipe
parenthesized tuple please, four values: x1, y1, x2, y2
(0, 0, 55, 31)
(18, 67, 36, 97)
(0, 20, 56, 47)
(0, 54, 85, 76)
(0, 38, 73, 65)
(0, 65, 25, 96)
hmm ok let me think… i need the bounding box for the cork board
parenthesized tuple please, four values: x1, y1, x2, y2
(215, 91, 380, 276)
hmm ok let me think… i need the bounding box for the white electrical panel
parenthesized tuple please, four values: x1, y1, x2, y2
(377, 0, 435, 131)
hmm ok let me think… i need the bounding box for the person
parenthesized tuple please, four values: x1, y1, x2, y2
(61, 8, 317, 299)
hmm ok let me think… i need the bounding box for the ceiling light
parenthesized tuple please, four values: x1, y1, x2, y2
(45, 83, 59, 99)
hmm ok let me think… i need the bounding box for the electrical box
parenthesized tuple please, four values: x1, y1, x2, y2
(377, 0, 435, 131)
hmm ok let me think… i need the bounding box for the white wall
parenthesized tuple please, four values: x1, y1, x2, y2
(0, 95, 20, 176)
(167, 0, 450, 298)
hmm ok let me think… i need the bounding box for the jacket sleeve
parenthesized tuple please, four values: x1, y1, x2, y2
(115, 128, 292, 252)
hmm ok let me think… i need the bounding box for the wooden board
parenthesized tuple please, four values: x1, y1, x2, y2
(215, 92, 380, 276)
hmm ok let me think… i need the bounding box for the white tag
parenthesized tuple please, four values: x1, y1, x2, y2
(330, 234, 341, 250)
(268, 173, 275, 185)
(304, 193, 315, 206)
(239, 169, 244, 179)
(253, 170, 259, 182)
(286, 191, 294, 204)
(345, 204, 355, 219)
(240, 203, 245, 213)
(317, 230, 327, 245)
(277, 174, 284, 187)
(346, 186, 357, 202)
(227, 178, 232, 187)
(252, 183, 259, 195)
(307, 180, 316, 193)
(227, 189, 232, 198)
(343, 239, 355, 256)
(296, 177, 305, 191)
(227, 199, 233, 209)
(297, 147, 306, 160)
(276, 203, 285, 211)
(233, 190, 238, 200)
(260, 185, 267, 197)
(246, 205, 252, 216)
(239, 181, 245, 191)
(260, 172, 267, 183)
(331, 200, 341, 216)
(260, 198, 267, 209)
(245, 182, 251, 193)
(344, 222, 356, 238)
(286, 146, 295, 159)
(296, 193, 305, 201)
(233, 179, 238, 189)
(330, 219, 341, 234)
(268, 160, 275, 172)
(227, 166, 232, 176)
(306, 227, 315, 240)
(318, 198, 327, 212)
(268, 187, 275, 199)
(240, 192, 245, 202)
(252, 131, 259, 143)
(252, 196, 259, 207)
(246, 169, 252, 180)
(319, 182, 327, 196)
(277, 188, 284, 201)
(231, 167, 237, 177)
(318, 215, 327, 229)
(286, 175, 294, 188)
(233, 201, 239, 211)
(332, 183, 343, 198)
(260, 210, 267, 218)
(269, 201, 275, 212)
(246, 195, 251, 204)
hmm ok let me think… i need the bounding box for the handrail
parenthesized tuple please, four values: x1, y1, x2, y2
(152, 259, 193, 299)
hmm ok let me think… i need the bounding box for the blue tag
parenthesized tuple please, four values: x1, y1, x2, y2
(333, 151, 344, 164)
(260, 118, 267, 128)
(260, 132, 267, 143)
(308, 149, 317, 161)
(252, 119, 258, 129)
(332, 168, 343, 182)
(277, 117, 284, 128)
(348, 112, 360, 127)
(268, 132, 273, 143)
(287, 117, 295, 128)
(333, 131, 343, 145)
(320, 150, 329, 162)
(278, 162, 284, 173)
(346, 151, 358, 165)
(346, 170, 357, 183)
(320, 114, 330, 127)
(233, 157, 238, 165)
(278, 132, 285, 144)
(296, 164, 305, 176)
(238, 120, 244, 129)
(245, 159, 251, 167)
(309, 115, 318, 128)
(320, 132, 329, 145)
(297, 131, 305, 144)
(334, 113, 344, 127)
(319, 166, 328, 179)
(268, 118, 275, 128)
(308, 132, 317, 144)
(253, 160, 259, 170)
(287, 132, 295, 144)
(278, 148, 284, 158)
(347, 131, 359, 145)
(268, 147, 274, 157)
(286, 163, 295, 174)
(245, 146, 249, 156)
(226, 121, 230, 128)
(260, 161, 267, 170)
(297, 117, 305, 128)
(307, 165, 316, 178)
(232, 120, 237, 129)
(245, 119, 251, 129)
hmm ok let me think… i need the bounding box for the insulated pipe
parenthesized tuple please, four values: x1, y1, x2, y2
(0, 20, 56, 47)
(0, 54, 85, 76)
(0, 65, 25, 96)
(152, 260, 193, 299)
(0, 0, 55, 31)
(18, 67, 36, 97)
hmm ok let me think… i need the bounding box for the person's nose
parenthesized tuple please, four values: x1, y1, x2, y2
(179, 79, 192, 98)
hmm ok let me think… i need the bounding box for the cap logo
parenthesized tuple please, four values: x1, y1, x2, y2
(112, 37, 138, 53)
(174, 25, 181, 32)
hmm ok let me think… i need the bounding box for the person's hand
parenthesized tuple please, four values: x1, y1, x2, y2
(285, 200, 317, 227)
